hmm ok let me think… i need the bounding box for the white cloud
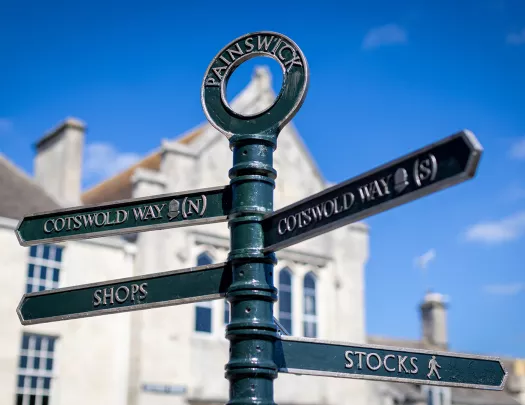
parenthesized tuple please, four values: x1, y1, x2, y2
(84, 142, 141, 180)
(464, 211, 525, 244)
(509, 137, 525, 160)
(507, 28, 525, 45)
(362, 24, 408, 50)
(483, 283, 524, 296)
(0, 118, 13, 134)
(414, 248, 436, 270)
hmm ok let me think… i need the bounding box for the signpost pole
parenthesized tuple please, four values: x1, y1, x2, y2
(225, 131, 279, 405)
(200, 32, 309, 405)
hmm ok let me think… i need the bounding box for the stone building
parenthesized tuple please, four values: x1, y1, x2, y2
(0, 67, 523, 405)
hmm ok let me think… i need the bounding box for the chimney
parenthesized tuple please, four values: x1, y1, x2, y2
(420, 291, 448, 349)
(34, 118, 86, 207)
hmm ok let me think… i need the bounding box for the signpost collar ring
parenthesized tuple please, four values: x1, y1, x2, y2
(201, 31, 309, 138)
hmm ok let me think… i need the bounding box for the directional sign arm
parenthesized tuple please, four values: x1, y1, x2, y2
(263, 130, 483, 252)
(16, 185, 232, 246)
(275, 336, 507, 390)
(17, 262, 232, 325)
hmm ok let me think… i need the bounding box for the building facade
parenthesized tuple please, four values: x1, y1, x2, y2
(1, 67, 524, 405)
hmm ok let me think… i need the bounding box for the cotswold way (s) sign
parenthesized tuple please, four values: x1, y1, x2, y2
(262, 130, 482, 252)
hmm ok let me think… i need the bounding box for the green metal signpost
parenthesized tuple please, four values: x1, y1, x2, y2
(15, 30, 507, 404)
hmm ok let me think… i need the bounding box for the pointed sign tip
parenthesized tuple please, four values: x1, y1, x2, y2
(14, 219, 28, 247)
(457, 129, 483, 179)
(499, 360, 509, 390)
(459, 129, 484, 154)
(16, 295, 27, 325)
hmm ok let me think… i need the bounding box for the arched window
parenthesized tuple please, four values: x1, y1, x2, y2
(224, 298, 230, 325)
(195, 253, 213, 333)
(303, 272, 317, 338)
(278, 268, 293, 335)
(427, 390, 434, 405)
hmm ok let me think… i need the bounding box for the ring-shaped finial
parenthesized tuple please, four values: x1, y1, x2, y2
(201, 31, 309, 138)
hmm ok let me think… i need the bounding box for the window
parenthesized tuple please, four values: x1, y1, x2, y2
(303, 272, 317, 338)
(16, 333, 57, 405)
(195, 253, 213, 333)
(224, 301, 230, 324)
(278, 268, 293, 335)
(26, 245, 63, 293)
(427, 390, 434, 405)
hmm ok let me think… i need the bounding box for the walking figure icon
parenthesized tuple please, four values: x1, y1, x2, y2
(427, 356, 442, 380)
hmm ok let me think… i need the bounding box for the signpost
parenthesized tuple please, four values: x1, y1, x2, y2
(275, 336, 507, 390)
(14, 30, 506, 405)
(17, 262, 231, 325)
(16, 185, 231, 246)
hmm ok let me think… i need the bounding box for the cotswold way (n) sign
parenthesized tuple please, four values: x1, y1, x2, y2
(16, 185, 231, 246)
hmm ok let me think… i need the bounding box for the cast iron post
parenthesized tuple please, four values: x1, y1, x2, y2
(226, 132, 279, 405)
(200, 31, 309, 405)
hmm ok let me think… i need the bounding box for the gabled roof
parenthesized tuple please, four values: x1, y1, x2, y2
(81, 66, 326, 205)
(0, 154, 60, 220)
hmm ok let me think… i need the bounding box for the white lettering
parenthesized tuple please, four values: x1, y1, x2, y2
(54, 218, 65, 232)
(95, 212, 106, 226)
(398, 355, 409, 373)
(410, 357, 418, 374)
(323, 200, 335, 217)
(355, 351, 366, 370)
(227, 43, 244, 61)
(115, 286, 130, 303)
(257, 35, 274, 51)
(366, 353, 382, 371)
(133, 207, 147, 221)
(103, 287, 114, 305)
(93, 290, 102, 307)
(115, 210, 128, 224)
(344, 351, 354, 369)
(245, 37, 254, 52)
(286, 214, 297, 232)
(153, 204, 166, 217)
(131, 284, 140, 302)
(278, 219, 287, 235)
(384, 354, 396, 372)
(44, 220, 54, 233)
(82, 214, 96, 227)
(379, 174, 392, 195)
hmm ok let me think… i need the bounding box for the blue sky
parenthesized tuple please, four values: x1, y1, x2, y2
(1, 1, 524, 359)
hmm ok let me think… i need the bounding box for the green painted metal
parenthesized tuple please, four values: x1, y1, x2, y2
(275, 337, 507, 390)
(17, 262, 231, 325)
(263, 130, 482, 252)
(16, 185, 231, 246)
(200, 31, 309, 405)
(201, 31, 308, 138)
